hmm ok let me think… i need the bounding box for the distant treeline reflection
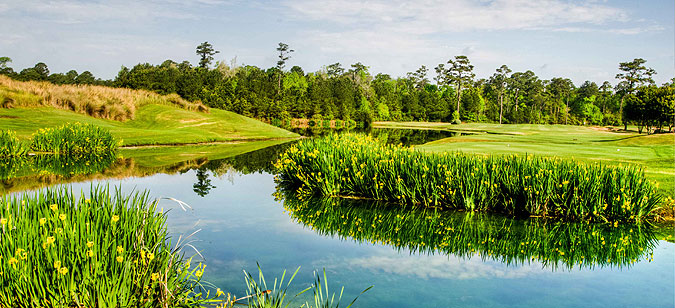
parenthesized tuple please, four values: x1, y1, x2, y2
(278, 191, 659, 270)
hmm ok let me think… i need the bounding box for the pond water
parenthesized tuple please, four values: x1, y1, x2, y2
(4, 130, 674, 308)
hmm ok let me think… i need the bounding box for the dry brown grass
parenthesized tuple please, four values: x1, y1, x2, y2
(0, 75, 208, 121)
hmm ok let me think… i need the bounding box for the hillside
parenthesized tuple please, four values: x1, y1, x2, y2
(0, 76, 298, 145)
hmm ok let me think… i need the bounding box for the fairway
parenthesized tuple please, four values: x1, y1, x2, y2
(375, 122, 675, 197)
(0, 104, 298, 146)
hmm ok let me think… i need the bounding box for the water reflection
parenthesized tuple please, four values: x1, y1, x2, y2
(291, 127, 466, 146)
(0, 142, 295, 196)
(278, 192, 659, 271)
(1, 154, 118, 180)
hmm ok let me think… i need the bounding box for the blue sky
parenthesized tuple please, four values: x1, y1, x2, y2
(1, 0, 672, 86)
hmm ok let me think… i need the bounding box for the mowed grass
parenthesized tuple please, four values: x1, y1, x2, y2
(0, 104, 298, 146)
(375, 122, 674, 197)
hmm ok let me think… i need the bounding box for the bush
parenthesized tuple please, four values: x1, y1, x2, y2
(451, 119, 462, 125)
(30, 123, 118, 155)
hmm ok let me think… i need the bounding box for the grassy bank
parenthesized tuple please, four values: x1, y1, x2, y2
(375, 122, 674, 197)
(0, 75, 299, 146)
(275, 134, 662, 223)
(0, 75, 206, 120)
(0, 104, 298, 146)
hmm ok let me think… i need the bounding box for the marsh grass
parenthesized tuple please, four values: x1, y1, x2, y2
(275, 134, 662, 223)
(0, 130, 28, 158)
(30, 122, 119, 155)
(280, 193, 659, 270)
(0, 75, 207, 121)
(0, 186, 213, 307)
(241, 265, 370, 308)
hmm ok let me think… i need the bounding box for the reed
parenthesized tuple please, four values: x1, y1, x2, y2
(279, 192, 659, 270)
(0, 130, 28, 158)
(0, 75, 207, 121)
(275, 134, 663, 223)
(0, 186, 213, 307)
(30, 122, 118, 155)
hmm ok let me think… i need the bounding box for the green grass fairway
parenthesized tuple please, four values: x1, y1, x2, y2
(0, 104, 298, 146)
(375, 122, 674, 197)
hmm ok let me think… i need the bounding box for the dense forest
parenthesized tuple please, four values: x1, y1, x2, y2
(1, 43, 673, 132)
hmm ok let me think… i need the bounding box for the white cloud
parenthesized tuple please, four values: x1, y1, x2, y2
(283, 0, 631, 33)
(316, 254, 544, 280)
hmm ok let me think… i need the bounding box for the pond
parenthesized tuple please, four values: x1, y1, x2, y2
(3, 130, 674, 308)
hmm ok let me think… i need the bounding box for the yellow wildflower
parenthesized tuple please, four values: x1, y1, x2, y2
(54, 260, 61, 269)
(58, 213, 66, 221)
(39, 218, 46, 225)
(116, 256, 124, 263)
(87, 241, 94, 248)
(116, 246, 124, 253)
(111, 215, 120, 223)
(50, 204, 58, 211)
(59, 267, 68, 275)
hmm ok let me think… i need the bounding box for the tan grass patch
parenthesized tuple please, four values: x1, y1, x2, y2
(0, 75, 208, 121)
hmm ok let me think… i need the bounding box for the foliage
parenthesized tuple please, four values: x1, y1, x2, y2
(279, 193, 659, 270)
(624, 85, 675, 133)
(275, 134, 662, 223)
(30, 122, 119, 155)
(0, 130, 27, 157)
(0, 186, 213, 307)
(196, 41, 219, 69)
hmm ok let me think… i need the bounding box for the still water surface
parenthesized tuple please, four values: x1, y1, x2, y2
(6, 130, 675, 308)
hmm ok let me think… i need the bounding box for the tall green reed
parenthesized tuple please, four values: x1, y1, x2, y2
(30, 122, 119, 155)
(241, 265, 370, 308)
(275, 134, 662, 223)
(0, 130, 28, 158)
(0, 186, 211, 307)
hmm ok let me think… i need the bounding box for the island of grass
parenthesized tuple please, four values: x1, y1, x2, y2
(0, 75, 298, 146)
(275, 134, 665, 223)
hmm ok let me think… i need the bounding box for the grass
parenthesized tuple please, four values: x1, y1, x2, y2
(375, 122, 675, 197)
(0, 75, 206, 121)
(275, 134, 662, 223)
(30, 122, 118, 155)
(0, 130, 27, 157)
(0, 186, 212, 307)
(280, 193, 660, 270)
(0, 104, 299, 146)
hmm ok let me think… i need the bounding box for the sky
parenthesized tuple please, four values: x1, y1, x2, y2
(1, 0, 673, 86)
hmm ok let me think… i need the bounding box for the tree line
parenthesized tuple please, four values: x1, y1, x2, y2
(0, 57, 112, 86)
(1, 43, 673, 132)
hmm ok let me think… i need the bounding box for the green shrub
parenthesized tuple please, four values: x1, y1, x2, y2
(0, 186, 211, 307)
(30, 122, 118, 155)
(0, 130, 27, 158)
(275, 134, 662, 223)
